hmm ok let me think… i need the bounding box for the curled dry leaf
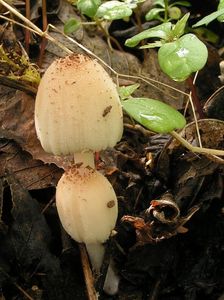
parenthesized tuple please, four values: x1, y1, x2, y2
(145, 192, 180, 224)
(122, 192, 200, 247)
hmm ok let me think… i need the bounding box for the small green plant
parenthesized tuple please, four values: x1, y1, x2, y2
(145, 0, 191, 23)
(64, 0, 145, 48)
(125, 12, 208, 81)
(119, 85, 224, 157)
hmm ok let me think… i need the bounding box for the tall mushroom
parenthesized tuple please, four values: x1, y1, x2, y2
(35, 54, 123, 167)
(35, 54, 123, 293)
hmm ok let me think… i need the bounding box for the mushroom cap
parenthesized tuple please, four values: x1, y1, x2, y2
(35, 54, 123, 155)
(56, 166, 118, 244)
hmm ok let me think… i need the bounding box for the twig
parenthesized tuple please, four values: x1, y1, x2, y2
(79, 244, 98, 300)
(0, 75, 37, 94)
(38, 0, 47, 66)
(147, 279, 161, 300)
(14, 283, 34, 300)
(94, 241, 111, 292)
(0, 0, 73, 55)
(41, 196, 55, 214)
(25, 0, 30, 53)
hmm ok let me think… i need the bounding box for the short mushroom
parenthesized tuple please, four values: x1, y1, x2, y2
(56, 166, 117, 272)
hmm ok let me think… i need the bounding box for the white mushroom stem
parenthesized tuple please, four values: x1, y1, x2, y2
(74, 151, 95, 168)
(85, 243, 105, 273)
(103, 258, 120, 296)
(86, 244, 120, 295)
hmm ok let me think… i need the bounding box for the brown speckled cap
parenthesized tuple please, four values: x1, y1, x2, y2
(35, 54, 123, 155)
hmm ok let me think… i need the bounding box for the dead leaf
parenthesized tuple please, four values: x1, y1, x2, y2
(0, 141, 62, 190)
(0, 87, 72, 169)
(0, 174, 66, 299)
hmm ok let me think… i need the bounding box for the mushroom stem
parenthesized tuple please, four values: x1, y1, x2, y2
(85, 243, 105, 273)
(86, 243, 120, 295)
(74, 151, 95, 168)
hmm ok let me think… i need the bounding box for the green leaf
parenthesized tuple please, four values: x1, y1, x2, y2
(171, 13, 190, 39)
(218, 0, 224, 22)
(122, 98, 186, 133)
(145, 8, 164, 21)
(125, 22, 172, 47)
(77, 0, 101, 18)
(124, 0, 145, 10)
(153, 0, 165, 8)
(64, 18, 81, 34)
(170, 1, 191, 8)
(96, 1, 133, 20)
(118, 83, 140, 100)
(158, 33, 208, 81)
(193, 8, 224, 27)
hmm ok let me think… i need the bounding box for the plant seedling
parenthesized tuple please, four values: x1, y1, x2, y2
(64, 0, 145, 49)
(121, 91, 224, 157)
(125, 13, 208, 81)
(145, 0, 191, 23)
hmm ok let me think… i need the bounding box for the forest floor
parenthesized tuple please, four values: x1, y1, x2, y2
(0, 1, 224, 300)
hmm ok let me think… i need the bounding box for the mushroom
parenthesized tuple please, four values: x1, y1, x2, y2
(56, 166, 117, 272)
(34, 54, 122, 294)
(35, 53, 123, 167)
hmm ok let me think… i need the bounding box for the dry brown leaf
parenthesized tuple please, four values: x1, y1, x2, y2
(0, 87, 72, 169)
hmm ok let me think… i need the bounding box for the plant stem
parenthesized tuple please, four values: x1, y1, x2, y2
(171, 131, 224, 156)
(164, 0, 169, 22)
(0, 75, 37, 95)
(187, 76, 204, 119)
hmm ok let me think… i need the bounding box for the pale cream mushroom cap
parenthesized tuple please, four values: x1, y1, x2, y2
(35, 54, 123, 155)
(56, 166, 118, 244)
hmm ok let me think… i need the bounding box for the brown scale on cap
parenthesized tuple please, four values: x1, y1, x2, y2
(56, 54, 91, 71)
